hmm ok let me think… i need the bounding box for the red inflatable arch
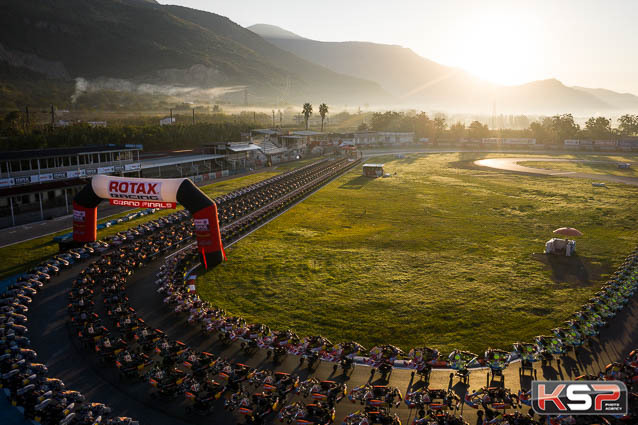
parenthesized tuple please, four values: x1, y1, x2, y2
(72, 175, 224, 269)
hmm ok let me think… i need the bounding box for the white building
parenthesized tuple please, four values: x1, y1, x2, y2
(354, 131, 415, 146)
(378, 132, 415, 145)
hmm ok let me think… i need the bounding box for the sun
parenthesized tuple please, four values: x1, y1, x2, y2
(453, 11, 543, 86)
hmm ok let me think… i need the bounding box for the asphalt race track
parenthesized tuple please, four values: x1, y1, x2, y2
(21, 158, 638, 425)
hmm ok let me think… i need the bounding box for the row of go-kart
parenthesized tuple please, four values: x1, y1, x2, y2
(1, 233, 147, 425)
(156, 247, 638, 388)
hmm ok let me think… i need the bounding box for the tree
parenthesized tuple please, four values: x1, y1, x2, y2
(449, 122, 466, 140)
(585, 116, 612, 139)
(413, 112, 432, 139)
(1, 111, 26, 136)
(357, 122, 369, 131)
(468, 121, 489, 139)
(513, 115, 530, 130)
(529, 121, 549, 143)
(433, 116, 447, 140)
(618, 114, 638, 136)
(302, 103, 313, 130)
(370, 111, 410, 132)
(549, 114, 579, 143)
(318, 103, 328, 132)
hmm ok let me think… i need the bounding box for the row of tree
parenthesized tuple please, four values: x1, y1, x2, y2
(301, 102, 329, 131)
(363, 112, 638, 143)
(0, 121, 263, 151)
(2, 107, 637, 151)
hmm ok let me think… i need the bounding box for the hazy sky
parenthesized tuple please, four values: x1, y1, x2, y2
(160, 0, 638, 94)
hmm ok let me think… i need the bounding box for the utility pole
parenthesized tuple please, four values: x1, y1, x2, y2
(272, 110, 275, 128)
(50, 105, 55, 126)
(192, 108, 195, 125)
(253, 111, 256, 123)
(25, 106, 30, 128)
(170, 108, 173, 124)
(279, 110, 282, 127)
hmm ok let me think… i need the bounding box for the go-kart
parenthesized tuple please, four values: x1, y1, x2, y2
(534, 335, 565, 363)
(330, 341, 365, 376)
(306, 380, 347, 406)
(404, 388, 460, 411)
(368, 345, 403, 382)
(408, 346, 445, 383)
(448, 350, 478, 383)
(513, 342, 539, 375)
(184, 379, 224, 415)
(262, 371, 299, 397)
(464, 386, 519, 410)
(343, 408, 401, 425)
(482, 348, 511, 378)
(348, 384, 402, 408)
(278, 401, 335, 425)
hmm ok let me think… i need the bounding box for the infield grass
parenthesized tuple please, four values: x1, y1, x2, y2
(196, 153, 638, 354)
(520, 159, 638, 177)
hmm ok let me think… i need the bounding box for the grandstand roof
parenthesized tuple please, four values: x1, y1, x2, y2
(0, 145, 139, 161)
(291, 130, 325, 136)
(226, 144, 262, 153)
(140, 154, 224, 169)
(251, 129, 281, 135)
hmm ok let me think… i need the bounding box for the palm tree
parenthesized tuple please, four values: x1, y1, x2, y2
(302, 103, 313, 130)
(319, 103, 328, 132)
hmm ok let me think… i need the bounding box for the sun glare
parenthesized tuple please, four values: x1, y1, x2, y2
(452, 11, 542, 86)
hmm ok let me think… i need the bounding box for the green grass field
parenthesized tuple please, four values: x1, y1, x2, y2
(196, 153, 638, 354)
(0, 158, 317, 280)
(520, 159, 638, 177)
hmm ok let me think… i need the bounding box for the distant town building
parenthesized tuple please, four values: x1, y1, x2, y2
(160, 117, 176, 126)
(378, 132, 415, 145)
(354, 131, 415, 146)
(481, 138, 536, 145)
(563, 138, 638, 151)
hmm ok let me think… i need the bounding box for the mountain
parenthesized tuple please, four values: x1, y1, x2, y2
(247, 24, 451, 99)
(572, 86, 638, 111)
(0, 0, 387, 110)
(248, 24, 306, 40)
(122, 0, 159, 4)
(493, 79, 612, 114)
(250, 24, 638, 114)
